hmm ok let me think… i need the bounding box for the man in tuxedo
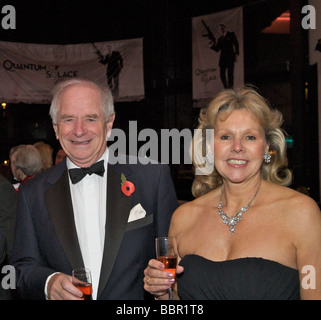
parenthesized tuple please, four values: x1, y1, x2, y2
(0, 174, 16, 259)
(10, 79, 177, 300)
(0, 174, 17, 299)
(210, 23, 239, 89)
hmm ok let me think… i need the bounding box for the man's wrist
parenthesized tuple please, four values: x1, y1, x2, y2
(44, 272, 60, 300)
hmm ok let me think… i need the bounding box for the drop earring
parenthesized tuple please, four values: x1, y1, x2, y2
(263, 151, 271, 163)
(206, 152, 214, 164)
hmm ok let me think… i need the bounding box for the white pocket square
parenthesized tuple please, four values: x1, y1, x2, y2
(128, 203, 146, 223)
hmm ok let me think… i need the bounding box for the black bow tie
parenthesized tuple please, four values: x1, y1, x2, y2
(69, 160, 105, 184)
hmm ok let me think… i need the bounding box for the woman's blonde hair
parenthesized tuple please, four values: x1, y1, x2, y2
(191, 86, 292, 198)
(34, 141, 53, 171)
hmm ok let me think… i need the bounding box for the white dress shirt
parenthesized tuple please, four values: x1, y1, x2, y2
(67, 149, 108, 300)
(45, 149, 108, 300)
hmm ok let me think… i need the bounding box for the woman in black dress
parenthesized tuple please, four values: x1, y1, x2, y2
(144, 86, 321, 300)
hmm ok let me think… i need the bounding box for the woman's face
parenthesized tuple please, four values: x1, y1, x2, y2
(214, 108, 268, 184)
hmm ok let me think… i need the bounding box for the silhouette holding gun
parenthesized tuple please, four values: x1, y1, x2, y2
(92, 43, 123, 95)
(202, 22, 239, 89)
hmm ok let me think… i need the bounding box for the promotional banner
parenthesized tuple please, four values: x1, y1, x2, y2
(308, 0, 321, 199)
(192, 6, 244, 107)
(0, 38, 144, 103)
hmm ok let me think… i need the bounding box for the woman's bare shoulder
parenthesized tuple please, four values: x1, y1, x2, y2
(267, 182, 321, 228)
(278, 185, 319, 213)
(170, 190, 219, 231)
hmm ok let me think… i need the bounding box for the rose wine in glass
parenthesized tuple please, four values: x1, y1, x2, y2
(156, 256, 178, 278)
(72, 268, 93, 300)
(74, 282, 92, 300)
(155, 237, 178, 300)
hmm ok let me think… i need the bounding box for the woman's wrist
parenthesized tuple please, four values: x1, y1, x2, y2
(154, 292, 169, 300)
(154, 290, 179, 300)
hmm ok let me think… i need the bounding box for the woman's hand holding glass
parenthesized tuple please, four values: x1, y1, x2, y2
(144, 258, 184, 299)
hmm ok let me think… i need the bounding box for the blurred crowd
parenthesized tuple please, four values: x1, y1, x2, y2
(0, 141, 65, 299)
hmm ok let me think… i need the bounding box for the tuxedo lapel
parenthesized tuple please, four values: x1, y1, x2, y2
(44, 169, 84, 270)
(97, 163, 133, 298)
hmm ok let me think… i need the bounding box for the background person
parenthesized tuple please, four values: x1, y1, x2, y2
(0, 174, 17, 299)
(9, 144, 25, 189)
(34, 141, 53, 171)
(144, 86, 321, 300)
(12, 144, 42, 190)
(54, 148, 66, 165)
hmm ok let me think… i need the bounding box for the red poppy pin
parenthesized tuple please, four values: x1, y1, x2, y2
(121, 173, 135, 197)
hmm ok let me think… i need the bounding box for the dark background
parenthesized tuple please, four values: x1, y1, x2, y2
(0, 0, 318, 202)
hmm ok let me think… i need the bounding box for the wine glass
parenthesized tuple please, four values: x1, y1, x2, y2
(72, 268, 93, 300)
(155, 236, 178, 300)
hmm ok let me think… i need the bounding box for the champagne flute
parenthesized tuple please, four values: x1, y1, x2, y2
(155, 236, 178, 300)
(72, 268, 93, 300)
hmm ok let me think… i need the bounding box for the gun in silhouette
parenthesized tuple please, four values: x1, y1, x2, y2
(92, 42, 104, 60)
(201, 20, 216, 44)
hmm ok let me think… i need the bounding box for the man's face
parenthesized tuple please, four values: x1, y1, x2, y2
(55, 149, 66, 165)
(53, 84, 114, 167)
(10, 153, 18, 179)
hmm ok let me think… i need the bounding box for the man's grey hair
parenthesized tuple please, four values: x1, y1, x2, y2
(49, 78, 114, 124)
(14, 144, 43, 177)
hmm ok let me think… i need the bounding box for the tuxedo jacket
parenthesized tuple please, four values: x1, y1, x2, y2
(11, 156, 178, 300)
(0, 174, 17, 300)
(0, 174, 17, 260)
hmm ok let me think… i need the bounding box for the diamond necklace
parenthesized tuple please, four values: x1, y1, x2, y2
(218, 180, 262, 235)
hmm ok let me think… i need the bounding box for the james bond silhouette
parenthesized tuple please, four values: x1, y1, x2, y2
(93, 43, 123, 95)
(208, 23, 239, 89)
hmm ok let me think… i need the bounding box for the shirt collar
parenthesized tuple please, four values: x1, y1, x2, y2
(66, 148, 109, 170)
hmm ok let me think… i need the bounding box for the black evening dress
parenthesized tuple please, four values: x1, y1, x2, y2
(177, 254, 300, 300)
